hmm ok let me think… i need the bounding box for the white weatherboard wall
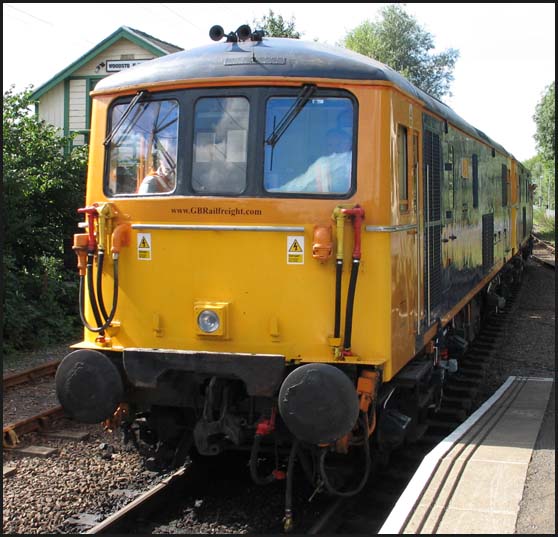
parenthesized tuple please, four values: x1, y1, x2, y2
(37, 83, 64, 132)
(68, 79, 87, 132)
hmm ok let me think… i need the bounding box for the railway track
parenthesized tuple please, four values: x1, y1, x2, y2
(531, 235, 555, 270)
(3, 360, 64, 448)
(76, 453, 258, 534)
(84, 466, 191, 534)
(3, 359, 61, 388)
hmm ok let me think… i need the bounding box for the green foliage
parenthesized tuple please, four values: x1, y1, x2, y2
(533, 82, 555, 162)
(342, 5, 459, 99)
(533, 82, 556, 161)
(526, 82, 555, 215)
(253, 9, 301, 38)
(532, 207, 556, 246)
(524, 154, 555, 210)
(2, 86, 88, 354)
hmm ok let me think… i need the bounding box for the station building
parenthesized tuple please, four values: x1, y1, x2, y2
(30, 26, 182, 148)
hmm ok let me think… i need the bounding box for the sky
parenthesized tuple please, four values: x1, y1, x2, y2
(3, 3, 555, 161)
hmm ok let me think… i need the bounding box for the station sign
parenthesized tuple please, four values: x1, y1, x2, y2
(106, 58, 153, 72)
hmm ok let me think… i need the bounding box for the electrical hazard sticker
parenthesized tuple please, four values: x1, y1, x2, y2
(137, 233, 152, 260)
(287, 236, 304, 264)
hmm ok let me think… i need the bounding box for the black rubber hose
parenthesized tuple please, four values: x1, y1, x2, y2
(96, 250, 109, 321)
(343, 259, 360, 351)
(86, 251, 104, 329)
(318, 412, 371, 497)
(334, 260, 343, 338)
(284, 439, 299, 530)
(104, 258, 119, 326)
(249, 435, 276, 485)
(296, 444, 315, 484)
(80, 257, 119, 334)
(79, 274, 104, 334)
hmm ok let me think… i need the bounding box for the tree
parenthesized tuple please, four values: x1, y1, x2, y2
(253, 9, 301, 38)
(342, 5, 459, 99)
(524, 154, 554, 210)
(533, 82, 555, 162)
(3, 86, 88, 353)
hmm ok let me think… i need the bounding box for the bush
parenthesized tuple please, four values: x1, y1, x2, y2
(2, 86, 87, 357)
(533, 207, 556, 246)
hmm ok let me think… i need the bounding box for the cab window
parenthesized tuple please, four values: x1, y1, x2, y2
(106, 99, 178, 196)
(264, 97, 354, 195)
(192, 97, 249, 194)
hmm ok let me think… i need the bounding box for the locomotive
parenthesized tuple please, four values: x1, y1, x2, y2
(55, 25, 533, 527)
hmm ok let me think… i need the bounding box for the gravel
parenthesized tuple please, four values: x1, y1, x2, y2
(2, 423, 170, 534)
(3, 254, 554, 534)
(3, 376, 61, 425)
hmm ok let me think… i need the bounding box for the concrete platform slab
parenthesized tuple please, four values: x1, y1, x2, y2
(379, 377, 554, 535)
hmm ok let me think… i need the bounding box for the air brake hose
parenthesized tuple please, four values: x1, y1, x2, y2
(96, 249, 120, 325)
(318, 412, 371, 497)
(77, 218, 128, 335)
(342, 259, 360, 352)
(283, 439, 300, 532)
(334, 261, 343, 338)
(97, 250, 109, 321)
(86, 251, 104, 332)
(341, 205, 365, 354)
(332, 207, 347, 339)
(79, 256, 119, 333)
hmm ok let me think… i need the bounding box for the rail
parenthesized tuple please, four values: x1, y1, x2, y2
(86, 466, 190, 534)
(3, 360, 61, 389)
(3, 406, 66, 448)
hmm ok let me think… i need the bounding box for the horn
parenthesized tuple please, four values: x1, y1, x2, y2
(236, 24, 252, 41)
(209, 25, 225, 41)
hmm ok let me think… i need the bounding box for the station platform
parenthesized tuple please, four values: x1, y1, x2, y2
(379, 376, 554, 534)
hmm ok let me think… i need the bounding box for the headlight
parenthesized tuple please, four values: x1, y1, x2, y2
(194, 301, 229, 338)
(197, 309, 221, 333)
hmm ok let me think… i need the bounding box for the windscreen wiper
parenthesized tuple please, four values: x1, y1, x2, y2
(265, 84, 316, 147)
(103, 90, 148, 147)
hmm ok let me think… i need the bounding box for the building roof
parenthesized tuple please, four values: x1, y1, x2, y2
(30, 26, 183, 101)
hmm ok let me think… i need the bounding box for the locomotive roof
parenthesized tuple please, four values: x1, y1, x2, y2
(95, 37, 509, 156)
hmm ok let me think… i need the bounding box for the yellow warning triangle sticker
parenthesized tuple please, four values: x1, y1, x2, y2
(289, 239, 303, 252)
(139, 237, 150, 249)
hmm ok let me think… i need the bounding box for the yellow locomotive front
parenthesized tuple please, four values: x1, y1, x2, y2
(56, 32, 401, 496)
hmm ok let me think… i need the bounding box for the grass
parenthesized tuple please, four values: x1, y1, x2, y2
(533, 207, 556, 247)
